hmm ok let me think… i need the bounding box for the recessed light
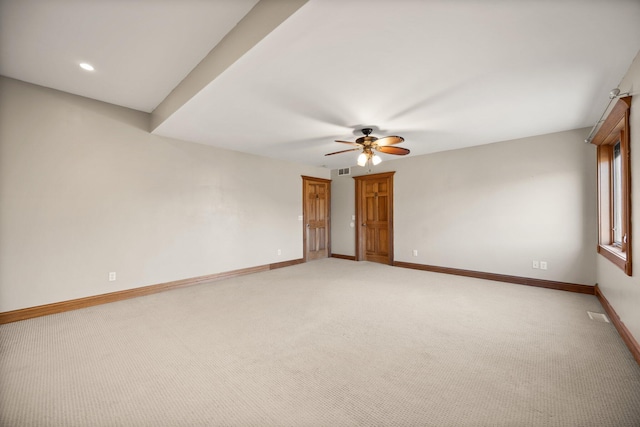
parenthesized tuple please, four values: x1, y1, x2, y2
(79, 62, 94, 71)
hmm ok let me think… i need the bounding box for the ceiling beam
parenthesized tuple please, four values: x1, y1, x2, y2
(150, 0, 308, 132)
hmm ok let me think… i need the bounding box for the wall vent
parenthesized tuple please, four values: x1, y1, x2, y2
(587, 311, 610, 323)
(338, 167, 351, 176)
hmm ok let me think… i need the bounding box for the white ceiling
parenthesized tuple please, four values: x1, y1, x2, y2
(2, 0, 640, 170)
(0, 0, 259, 112)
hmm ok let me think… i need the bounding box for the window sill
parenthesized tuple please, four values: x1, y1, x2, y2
(598, 244, 632, 275)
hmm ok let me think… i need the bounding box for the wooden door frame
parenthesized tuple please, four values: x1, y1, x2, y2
(302, 176, 331, 262)
(354, 171, 395, 265)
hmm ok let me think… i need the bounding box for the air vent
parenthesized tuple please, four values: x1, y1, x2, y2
(338, 167, 350, 176)
(587, 311, 610, 323)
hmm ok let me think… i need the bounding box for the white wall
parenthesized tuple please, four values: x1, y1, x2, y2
(0, 77, 329, 312)
(332, 128, 597, 286)
(596, 50, 640, 341)
(329, 171, 356, 256)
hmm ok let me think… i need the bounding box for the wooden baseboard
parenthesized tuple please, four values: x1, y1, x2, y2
(0, 258, 304, 325)
(269, 258, 304, 270)
(393, 261, 595, 295)
(331, 254, 356, 261)
(595, 285, 640, 366)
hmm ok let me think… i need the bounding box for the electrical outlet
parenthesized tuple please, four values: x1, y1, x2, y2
(540, 261, 548, 270)
(277, 249, 282, 256)
(412, 249, 418, 257)
(108, 272, 116, 281)
(532, 260, 539, 269)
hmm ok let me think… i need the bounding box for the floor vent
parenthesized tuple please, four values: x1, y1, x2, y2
(587, 311, 610, 323)
(338, 167, 350, 176)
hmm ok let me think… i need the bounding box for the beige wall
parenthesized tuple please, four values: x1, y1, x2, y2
(596, 50, 640, 341)
(0, 77, 329, 312)
(332, 128, 597, 286)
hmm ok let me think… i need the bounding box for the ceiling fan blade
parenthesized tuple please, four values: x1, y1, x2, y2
(335, 140, 361, 146)
(375, 136, 404, 146)
(376, 146, 410, 155)
(325, 148, 361, 156)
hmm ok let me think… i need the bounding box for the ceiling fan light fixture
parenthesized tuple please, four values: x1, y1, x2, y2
(325, 128, 409, 167)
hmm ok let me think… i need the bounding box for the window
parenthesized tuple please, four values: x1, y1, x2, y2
(591, 96, 632, 275)
(612, 142, 622, 246)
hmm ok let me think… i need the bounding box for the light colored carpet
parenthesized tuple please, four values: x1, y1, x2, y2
(1, 258, 640, 426)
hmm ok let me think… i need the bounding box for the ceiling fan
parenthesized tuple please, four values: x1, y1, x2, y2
(325, 128, 410, 167)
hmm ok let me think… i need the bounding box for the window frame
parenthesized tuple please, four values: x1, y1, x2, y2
(591, 96, 632, 276)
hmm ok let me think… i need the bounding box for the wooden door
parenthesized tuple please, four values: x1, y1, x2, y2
(302, 176, 331, 261)
(354, 172, 394, 265)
